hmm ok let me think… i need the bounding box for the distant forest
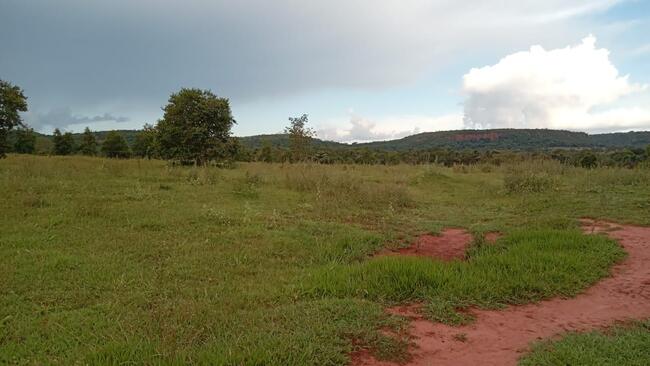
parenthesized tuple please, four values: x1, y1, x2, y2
(7, 128, 650, 168)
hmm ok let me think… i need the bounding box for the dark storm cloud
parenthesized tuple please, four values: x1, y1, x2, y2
(23, 108, 130, 131)
(1, 0, 436, 106)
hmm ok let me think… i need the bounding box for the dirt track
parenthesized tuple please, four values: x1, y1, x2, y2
(354, 220, 650, 366)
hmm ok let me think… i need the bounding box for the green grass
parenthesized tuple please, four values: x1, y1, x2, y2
(303, 230, 624, 315)
(520, 320, 650, 366)
(1, 155, 649, 365)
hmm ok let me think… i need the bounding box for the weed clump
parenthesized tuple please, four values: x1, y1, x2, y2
(503, 172, 556, 194)
(424, 298, 475, 326)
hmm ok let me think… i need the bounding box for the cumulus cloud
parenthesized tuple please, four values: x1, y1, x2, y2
(318, 113, 463, 142)
(462, 35, 650, 131)
(24, 108, 131, 133)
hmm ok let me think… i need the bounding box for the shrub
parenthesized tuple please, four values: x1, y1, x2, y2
(504, 172, 556, 194)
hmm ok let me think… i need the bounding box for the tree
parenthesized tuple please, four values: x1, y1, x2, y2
(132, 124, 157, 158)
(156, 88, 236, 165)
(284, 114, 315, 162)
(0, 80, 28, 157)
(52, 128, 75, 155)
(101, 131, 130, 158)
(79, 127, 98, 156)
(13, 128, 36, 154)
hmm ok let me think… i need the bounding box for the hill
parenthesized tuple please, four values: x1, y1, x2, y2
(238, 134, 346, 150)
(14, 128, 650, 154)
(239, 129, 650, 151)
(354, 129, 650, 151)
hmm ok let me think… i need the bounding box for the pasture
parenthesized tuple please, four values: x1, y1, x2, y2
(1, 155, 649, 365)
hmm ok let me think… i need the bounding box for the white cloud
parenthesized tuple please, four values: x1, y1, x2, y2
(320, 34, 650, 142)
(462, 35, 650, 131)
(318, 113, 463, 142)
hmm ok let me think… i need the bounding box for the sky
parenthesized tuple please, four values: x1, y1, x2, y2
(1, 0, 650, 142)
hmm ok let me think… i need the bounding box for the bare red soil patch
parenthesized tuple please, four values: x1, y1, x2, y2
(382, 229, 472, 262)
(484, 231, 502, 244)
(354, 220, 650, 366)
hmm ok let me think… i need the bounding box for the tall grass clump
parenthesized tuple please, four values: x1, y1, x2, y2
(503, 172, 556, 193)
(502, 160, 563, 194)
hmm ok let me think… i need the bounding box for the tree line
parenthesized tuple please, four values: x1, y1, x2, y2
(1, 82, 239, 163)
(233, 144, 650, 168)
(2, 78, 649, 168)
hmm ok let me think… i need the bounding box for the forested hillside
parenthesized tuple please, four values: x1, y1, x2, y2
(239, 129, 650, 151)
(12, 128, 650, 155)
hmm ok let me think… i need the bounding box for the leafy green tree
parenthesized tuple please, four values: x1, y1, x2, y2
(0, 80, 28, 157)
(284, 114, 315, 162)
(52, 128, 75, 155)
(13, 128, 36, 154)
(132, 124, 157, 158)
(156, 88, 235, 165)
(79, 127, 98, 156)
(101, 131, 130, 158)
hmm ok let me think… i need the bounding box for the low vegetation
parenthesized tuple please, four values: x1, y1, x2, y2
(1, 155, 649, 365)
(521, 320, 650, 366)
(304, 230, 624, 314)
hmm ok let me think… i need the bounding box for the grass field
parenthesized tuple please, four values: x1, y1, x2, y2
(521, 321, 650, 366)
(1, 155, 649, 365)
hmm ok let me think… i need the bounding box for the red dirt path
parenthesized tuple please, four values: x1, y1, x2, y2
(383, 229, 473, 261)
(354, 220, 650, 366)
